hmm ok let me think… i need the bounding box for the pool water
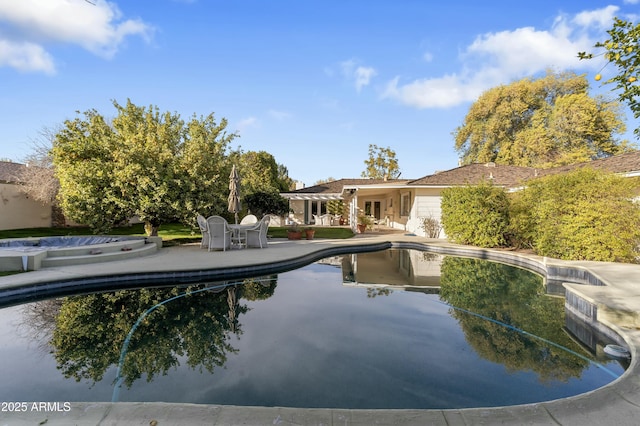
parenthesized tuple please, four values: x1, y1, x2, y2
(0, 250, 627, 409)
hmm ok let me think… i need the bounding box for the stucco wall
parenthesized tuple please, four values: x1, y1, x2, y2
(409, 188, 445, 238)
(288, 200, 306, 224)
(0, 183, 52, 230)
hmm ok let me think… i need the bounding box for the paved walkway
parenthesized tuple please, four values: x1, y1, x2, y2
(1, 233, 640, 425)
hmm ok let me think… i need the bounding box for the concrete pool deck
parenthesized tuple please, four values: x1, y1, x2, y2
(1, 233, 640, 425)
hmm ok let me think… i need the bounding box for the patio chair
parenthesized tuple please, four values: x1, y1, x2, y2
(319, 214, 332, 226)
(369, 215, 381, 231)
(196, 214, 209, 249)
(313, 214, 321, 225)
(205, 216, 232, 251)
(246, 215, 270, 248)
(240, 214, 258, 225)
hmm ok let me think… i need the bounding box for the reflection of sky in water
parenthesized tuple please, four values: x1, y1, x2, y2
(0, 257, 628, 409)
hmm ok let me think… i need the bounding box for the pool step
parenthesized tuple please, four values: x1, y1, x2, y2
(40, 241, 157, 268)
(43, 238, 147, 258)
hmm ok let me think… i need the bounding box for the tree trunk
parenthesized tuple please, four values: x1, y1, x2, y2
(144, 221, 160, 236)
(51, 204, 66, 227)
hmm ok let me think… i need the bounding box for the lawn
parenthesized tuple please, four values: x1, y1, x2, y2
(0, 223, 200, 246)
(0, 223, 355, 246)
(267, 226, 354, 239)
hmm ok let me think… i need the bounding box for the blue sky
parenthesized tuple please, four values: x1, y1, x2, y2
(0, 0, 638, 185)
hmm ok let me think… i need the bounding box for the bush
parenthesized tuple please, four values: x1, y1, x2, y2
(244, 191, 290, 218)
(441, 181, 510, 247)
(419, 215, 443, 238)
(509, 167, 640, 262)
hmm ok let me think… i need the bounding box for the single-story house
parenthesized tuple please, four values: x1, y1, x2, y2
(0, 161, 53, 230)
(281, 151, 640, 238)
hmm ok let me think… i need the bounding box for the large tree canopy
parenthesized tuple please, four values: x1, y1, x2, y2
(361, 144, 401, 179)
(579, 18, 640, 138)
(230, 150, 292, 195)
(453, 71, 632, 168)
(52, 99, 236, 235)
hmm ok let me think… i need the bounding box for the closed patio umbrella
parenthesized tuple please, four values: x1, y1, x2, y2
(228, 165, 241, 224)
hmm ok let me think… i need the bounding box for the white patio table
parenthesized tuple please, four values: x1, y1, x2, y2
(228, 224, 254, 249)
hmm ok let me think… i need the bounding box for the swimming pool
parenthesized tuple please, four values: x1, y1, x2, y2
(0, 249, 627, 409)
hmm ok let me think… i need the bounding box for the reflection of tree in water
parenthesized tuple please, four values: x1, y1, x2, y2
(366, 288, 392, 298)
(241, 276, 278, 301)
(18, 298, 63, 352)
(50, 276, 278, 388)
(439, 257, 588, 382)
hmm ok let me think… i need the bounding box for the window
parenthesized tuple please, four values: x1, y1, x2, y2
(364, 201, 381, 219)
(400, 192, 411, 217)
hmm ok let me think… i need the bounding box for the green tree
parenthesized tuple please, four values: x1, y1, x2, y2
(509, 167, 640, 262)
(313, 177, 337, 185)
(276, 163, 295, 191)
(53, 99, 236, 235)
(230, 151, 284, 195)
(361, 144, 401, 179)
(175, 113, 234, 226)
(440, 181, 510, 247)
(579, 18, 640, 138)
(53, 108, 129, 233)
(243, 191, 290, 218)
(110, 100, 186, 236)
(453, 71, 632, 168)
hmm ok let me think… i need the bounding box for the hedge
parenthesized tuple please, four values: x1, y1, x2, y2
(441, 181, 510, 247)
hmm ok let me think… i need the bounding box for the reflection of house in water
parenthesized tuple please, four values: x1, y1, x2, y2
(342, 249, 443, 292)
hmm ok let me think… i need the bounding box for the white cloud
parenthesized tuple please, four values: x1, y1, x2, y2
(0, 40, 54, 73)
(572, 5, 618, 30)
(623, 0, 638, 4)
(236, 117, 259, 133)
(383, 74, 483, 109)
(382, 6, 618, 109)
(0, 0, 153, 73)
(268, 109, 292, 121)
(354, 66, 376, 92)
(340, 59, 377, 92)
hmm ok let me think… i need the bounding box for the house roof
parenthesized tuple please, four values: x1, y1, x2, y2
(408, 151, 640, 188)
(284, 151, 640, 198)
(538, 150, 640, 177)
(0, 161, 26, 184)
(408, 163, 537, 187)
(282, 178, 408, 195)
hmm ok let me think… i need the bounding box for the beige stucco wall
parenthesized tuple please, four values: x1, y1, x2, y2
(408, 188, 445, 238)
(0, 182, 52, 230)
(288, 200, 306, 225)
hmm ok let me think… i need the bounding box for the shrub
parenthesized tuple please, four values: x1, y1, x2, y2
(327, 199, 345, 216)
(244, 191, 289, 218)
(441, 181, 510, 247)
(510, 167, 640, 262)
(419, 215, 443, 238)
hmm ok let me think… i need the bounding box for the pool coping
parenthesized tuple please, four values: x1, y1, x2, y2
(1, 234, 640, 425)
